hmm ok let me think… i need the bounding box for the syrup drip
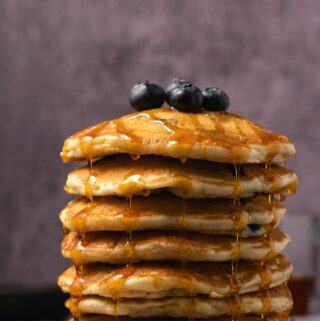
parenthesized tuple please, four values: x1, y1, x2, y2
(279, 193, 286, 201)
(231, 232, 241, 277)
(120, 197, 139, 236)
(230, 196, 245, 295)
(130, 154, 141, 160)
(268, 193, 273, 205)
(72, 202, 96, 234)
(260, 289, 271, 320)
(178, 198, 188, 231)
(187, 297, 196, 321)
(233, 164, 243, 201)
(122, 197, 136, 258)
(106, 265, 137, 321)
(79, 136, 93, 160)
(259, 261, 272, 290)
(70, 241, 86, 267)
(229, 272, 241, 295)
(119, 170, 146, 197)
(69, 296, 82, 321)
(262, 230, 275, 263)
(288, 179, 298, 195)
(180, 156, 188, 163)
(114, 301, 119, 321)
(179, 198, 190, 267)
(229, 294, 241, 321)
(180, 239, 191, 268)
(70, 266, 86, 296)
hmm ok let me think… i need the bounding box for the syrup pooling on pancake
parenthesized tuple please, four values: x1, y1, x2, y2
(61, 109, 296, 164)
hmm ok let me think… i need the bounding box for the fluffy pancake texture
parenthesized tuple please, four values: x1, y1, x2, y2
(61, 229, 289, 265)
(60, 109, 296, 164)
(58, 255, 292, 299)
(59, 194, 285, 237)
(64, 155, 298, 198)
(66, 284, 292, 318)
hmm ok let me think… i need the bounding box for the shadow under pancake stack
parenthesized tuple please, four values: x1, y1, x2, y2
(58, 107, 298, 321)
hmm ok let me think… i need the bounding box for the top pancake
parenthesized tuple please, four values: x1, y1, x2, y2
(60, 108, 296, 164)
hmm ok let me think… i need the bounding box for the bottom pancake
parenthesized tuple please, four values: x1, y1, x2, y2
(69, 310, 290, 321)
(58, 255, 292, 299)
(66, 285, 292, 318)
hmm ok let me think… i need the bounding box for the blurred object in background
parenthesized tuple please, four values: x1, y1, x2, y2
(289, 275, 314, 316)
(282, 215, 319, 315)
(0, 284, 68, 320)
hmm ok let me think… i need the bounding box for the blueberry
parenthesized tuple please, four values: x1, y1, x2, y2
(202, 87, 230, 111)
(165, 78, 192, 100)
(247, 224, 262, 232)
(129, 81, 165, 111)
(167, 85, 203, 112)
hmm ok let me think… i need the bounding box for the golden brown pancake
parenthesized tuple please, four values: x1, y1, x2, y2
(58, 255, 292, 299)
(60, 108, 296, 164)
(66, 284, 292, 318)
(68, 311, 291, 321)
(60, 194, 285, 237)
(65, 155, 298, 199)
(61, 229, 289, 265)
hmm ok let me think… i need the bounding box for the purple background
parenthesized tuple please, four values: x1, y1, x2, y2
(0, 0, 319, 294)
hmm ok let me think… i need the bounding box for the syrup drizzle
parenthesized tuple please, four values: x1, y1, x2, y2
(259, 162, 274, 321)
(118, 169, 147, 197)
(72, 202, 97, 235)
(229, 294, 241, 321)
(63, 108, 293, 165)
(107, 265, 137, 321)
(233, 164, 243, 201)
(229, 163, 247, 321)
(260, 289, 271, 320)
(188, 296, 196, 321)
(178, 198, 188, 230)
(123, 197, 135, 261)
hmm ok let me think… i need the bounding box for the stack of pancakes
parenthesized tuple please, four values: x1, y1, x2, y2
(58, 108, 298, 321)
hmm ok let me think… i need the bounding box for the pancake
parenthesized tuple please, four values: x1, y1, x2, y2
(60, 108, 296, 164)
(66, 284, 292, 318)
(59, 194, 285, 237)
(68, 311, 291, 321)
(61, 229, 290, 265)
(64, 155, 298, 199)
(58, 255, 292, 299)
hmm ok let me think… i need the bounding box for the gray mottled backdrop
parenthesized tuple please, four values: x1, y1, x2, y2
(0, 0, 319, 294)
